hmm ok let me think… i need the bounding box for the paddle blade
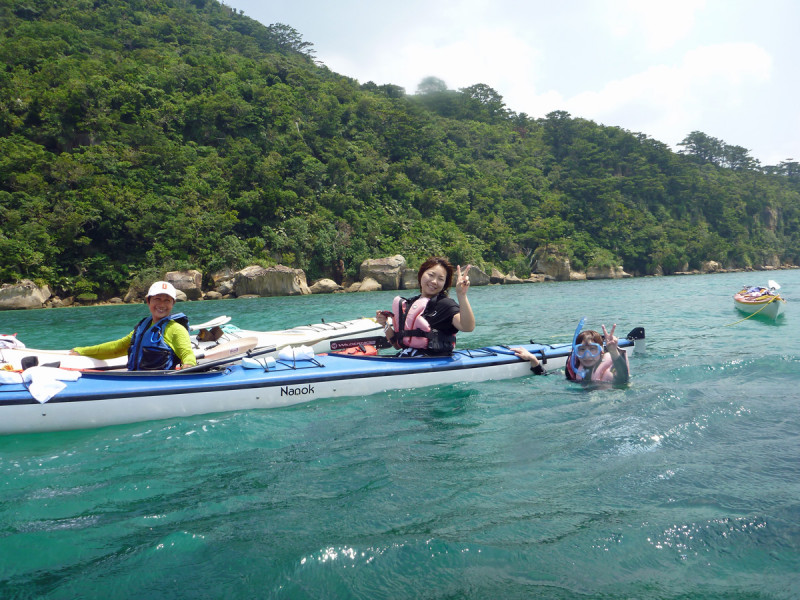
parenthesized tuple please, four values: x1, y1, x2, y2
(190, 315, 232, 330)
(198, 336, 259, 361)
(768, 280, 780, 291)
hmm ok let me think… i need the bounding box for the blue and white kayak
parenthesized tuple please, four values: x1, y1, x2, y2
(0, 328, 644, 435)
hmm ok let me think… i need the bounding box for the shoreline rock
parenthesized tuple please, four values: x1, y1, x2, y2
(233, 265, 311, 297)
(359, 256, 405, 290)
(0, 279, 52, 310)
(2, 262, 796, 310)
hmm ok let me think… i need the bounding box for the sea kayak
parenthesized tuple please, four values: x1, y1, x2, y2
(0, 316, 383, 371)
(0, 327, 644, 435)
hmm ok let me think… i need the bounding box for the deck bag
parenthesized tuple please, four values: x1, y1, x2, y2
(277, 345, 314, 360)
(332, 344, 378, 356)
(196, 326, 224, 342)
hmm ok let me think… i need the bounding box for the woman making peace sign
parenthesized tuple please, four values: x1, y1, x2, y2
(375, 256, 475, 356)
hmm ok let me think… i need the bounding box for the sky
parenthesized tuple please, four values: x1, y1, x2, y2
(223, 0, 798, 166)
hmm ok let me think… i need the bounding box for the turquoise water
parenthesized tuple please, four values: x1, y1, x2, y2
(1, 271, 798, 599)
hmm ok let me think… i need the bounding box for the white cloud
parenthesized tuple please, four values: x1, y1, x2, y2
(682, 43, 772, 87)
(328, 23, 543, 100)
(536, 41, 774, 149)
(402, 27, 541, 92)
(226, 0, 798, 164)
(605, 0, 707, 52)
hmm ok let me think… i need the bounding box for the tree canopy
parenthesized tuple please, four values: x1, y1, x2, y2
(1, 0, 799, 298)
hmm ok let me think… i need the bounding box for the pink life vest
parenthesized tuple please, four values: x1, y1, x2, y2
(566, 349, 629, 382)
(392, 296, 432, 349)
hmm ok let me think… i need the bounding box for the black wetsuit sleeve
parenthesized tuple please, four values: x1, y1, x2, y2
(426, 297, 460, 335)
(531, 363, 546, 375)
(611, 353, 629, 384)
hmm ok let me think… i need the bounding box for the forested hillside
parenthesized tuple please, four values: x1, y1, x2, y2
(2, 0, 799, 299)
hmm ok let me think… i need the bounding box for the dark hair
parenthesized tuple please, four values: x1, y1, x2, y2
(417, 256, 454, 294)
(576, 330, 603, 346)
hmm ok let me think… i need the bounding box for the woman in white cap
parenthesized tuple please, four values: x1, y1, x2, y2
(71, 281, 197, 370)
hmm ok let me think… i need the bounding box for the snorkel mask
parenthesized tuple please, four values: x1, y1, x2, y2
(575, 342, 603, 359)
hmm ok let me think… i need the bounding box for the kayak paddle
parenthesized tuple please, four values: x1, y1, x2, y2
(174, 343, 278, 374)
(69, 337, 261, 372)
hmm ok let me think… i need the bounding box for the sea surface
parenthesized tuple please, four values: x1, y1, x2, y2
(1, 271, 798, 599)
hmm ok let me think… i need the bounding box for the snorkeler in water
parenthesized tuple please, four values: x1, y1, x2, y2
(512, 321, 629, 385)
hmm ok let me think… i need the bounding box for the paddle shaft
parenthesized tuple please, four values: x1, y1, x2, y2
(505, 326, 642, 364)
(174, 344, 278, 374)
(62, 337, 260, 372)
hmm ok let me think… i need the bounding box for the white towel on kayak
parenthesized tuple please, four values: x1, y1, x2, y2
(277, 345, 314, 360)
(0, 370, 24, 385)
(21, 366, 82, 403)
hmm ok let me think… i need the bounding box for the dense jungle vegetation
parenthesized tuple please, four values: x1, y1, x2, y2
(2, 0, 799, 299)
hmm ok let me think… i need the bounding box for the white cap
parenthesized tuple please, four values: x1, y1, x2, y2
(146, 281, 177, 300)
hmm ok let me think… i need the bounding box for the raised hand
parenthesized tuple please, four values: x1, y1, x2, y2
(455, 264, 471, 296)
(451, 264, 475, 332)
(602, 324, 619, 356)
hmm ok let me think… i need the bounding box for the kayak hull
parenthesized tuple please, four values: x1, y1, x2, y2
(0, 335, 641, 435)
(733, 294, 785, 319)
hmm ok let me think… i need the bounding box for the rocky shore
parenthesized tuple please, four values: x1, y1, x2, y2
(0, 255, 795, 310)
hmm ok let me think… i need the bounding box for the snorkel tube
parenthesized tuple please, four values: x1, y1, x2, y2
(570, 316, 586, 373)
